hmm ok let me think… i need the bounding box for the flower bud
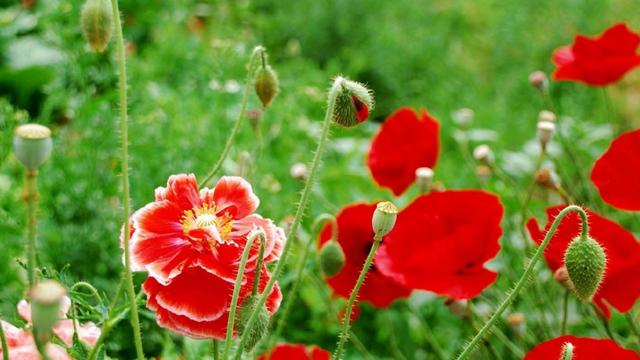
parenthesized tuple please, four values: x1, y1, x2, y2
(553, 266, 574, 291)
(473, 144, 493, 163)
(538, 110, 556, 123)
(535, 168, 558, 190)
(475, 165, 492, 182)
(537, 121, 556, 148)
(564, 236, 607, 302)
(237, 295, 270, 351)
(290, 162, 308, 181)
(529, 71, 548, 92)
(13, 124, 53, 171)
(506, 312, 526, 337)
(81, 0, 114, 53)
(332, 77, 374, 127)
(254, 65, 279, 108)
(30, 280, 66, 350)
(319, 240, 346, 277)
(560, 342, 574, 360)
(372, 201, 398, 237)
(453, 108, 474, 128)
(415, 167, 434, 193)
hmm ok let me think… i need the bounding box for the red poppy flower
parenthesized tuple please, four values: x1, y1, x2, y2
(257, 343, 331, 360)
(552, 23, 640, 86)
(367, 107, 439, 196)
(125, 174, 286, 338)
(377, 190, 503, 299)
(591, 129, 640, 211)
(524, 335, 640, 360)
(527, 205, 640, 317)
(318, 203, 411, 308)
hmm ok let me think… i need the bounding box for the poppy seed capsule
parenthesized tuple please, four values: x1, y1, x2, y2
(13, 124, 53, 171)
(537, 121, 556, 147)
(332, 77, 374, 128)
(561, 342, 574, 360)
(30, 280, 66, 349)
(319, 240, 346, 277)
(415, 167, 434, 193)
(237, 295, 270, 351)
(254, 65, 279, 107)
(372, 201, 398, 237)
(538, 110, 557, 123)
(81, 0, 113, 53)
(564, 236, 607, 302)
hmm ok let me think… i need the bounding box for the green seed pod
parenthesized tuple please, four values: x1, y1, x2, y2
(372, 201, 398, 237)
(319, 240, 346, 277)
(560, 342, 574, 360)
(331, 77, 374, 128)
(254, 65, 279, 108)
(30, 280, 66, 351)
(564, 236, 607, 302)
(81, 0, 114, 53)
(13, 124, 53, 171)
(237, 295, 270, 351)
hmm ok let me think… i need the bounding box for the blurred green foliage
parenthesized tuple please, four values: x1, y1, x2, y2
(1, 0, 639, 358)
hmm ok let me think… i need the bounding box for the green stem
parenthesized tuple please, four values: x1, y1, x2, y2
(222, 230, 265, 360)
(109, 0, 144, 358)
(456, 205, 589, 360)
(268, 214, 337, 346)
(232, 76, 342, 360)
(519, 147, 546, 252)
(333, 233, 383, 360)
(252, 237, 265, 296)
(0, 315, 9, 360)
(592, 305, 615, 341)
(626, 313, 640, 342)
(213, 340, 219, 360)
(201, 46, 265, 187)
(407, 302, 445, 360)
(25, 170, 38, 287)
(561, 290, 570, 335)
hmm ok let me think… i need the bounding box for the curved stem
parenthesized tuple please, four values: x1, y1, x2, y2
(71, 281, 104, 304)
(25, 170, 38, 287)
(109, 0, 144, 358)
(561, 290, 570, 335)
(201, 46, 265, 187)
(232, 77, 342, 359)
(268, 214, 337, 346)
(0, 315, 9, 360)
(456, 205, 588, 360)
(222, 230, 265, 360)
(333, 233, 383, 360)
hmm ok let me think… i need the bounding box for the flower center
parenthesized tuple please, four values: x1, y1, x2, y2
(181, 203, 233, 245)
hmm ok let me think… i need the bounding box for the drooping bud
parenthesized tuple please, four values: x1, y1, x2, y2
(81, 0, 114, 53)
(30, 281, 66, 352)
(553, 266, 575, 291)
(237, 295, 270, 351)
(529, 71, 548, 92)
(415, 167, 434, 193)
(537, 121, 556, 148)
(473, 144, 493, 163)
(331, 77, 374, 127)
(290, 162, 308, 181)
(535, 168, 558, 190)
(538, 110, 556, 123)
(254, 65, 279, 108)
(564, 236, 607, 302)
(560, 342, 574, 360)
(372, 201, 398, 237)
(453, 108, 474, 128)
(13, 124, 53, 171)
(319, 240, 346, 277)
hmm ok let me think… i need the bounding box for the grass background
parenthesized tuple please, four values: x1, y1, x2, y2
(1, 0, 639, 358)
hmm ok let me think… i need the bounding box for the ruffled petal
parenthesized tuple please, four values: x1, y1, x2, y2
(213, 176, 259, 219)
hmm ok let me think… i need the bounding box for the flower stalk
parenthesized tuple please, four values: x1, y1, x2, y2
(232, 76, 346, 359)
(0, 313, 9, 360)
(456, 205, 589, 360)
(24, 170, 38, 287)
(109, 0, 144, 358)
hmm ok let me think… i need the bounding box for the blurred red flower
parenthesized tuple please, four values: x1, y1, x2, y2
(591, 129, 640, 211)
(524, 335, 640, 359)
(125, 174, 285, 338)
(0, 320, 71, 360)
(377, 190, 503, 299)
(552, 23, 640, 86)
(318, 203, 411, 308)
(367, 107, 439, 196)
(527, 205, 640, 317)
(257, 343, 330, 360)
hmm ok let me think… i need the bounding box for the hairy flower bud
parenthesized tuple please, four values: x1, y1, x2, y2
(81, 0, 113, 53)
(560, 342, 574, 360)
(237, 295, 270, 351)
(254, 65, 279, 108)
(415, 167, 434, 193)
(529, 71, 548, 92)
(30, 280, 66, 351)
(332, 77, 374, 127)
(319, 240, 346, 277)
(564, 236, 607, 302)
(372, 201, 398, 237)
(13, 124, 53, 171)
(537, 121, 556, 148)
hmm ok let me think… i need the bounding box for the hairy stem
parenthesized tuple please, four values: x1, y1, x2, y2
(561, 290, 570, 335)
(24, 170, 38, 287)
(456, 205, 588, 360)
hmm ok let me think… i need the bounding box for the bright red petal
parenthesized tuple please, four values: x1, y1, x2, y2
(164, 174, 201, 210)
(213, 176, 259, 219)
(525, 335, 640, 359)
(258, 343, 330, 360)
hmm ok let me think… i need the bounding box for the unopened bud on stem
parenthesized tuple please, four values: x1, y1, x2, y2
(473, 144, 493, 163)
(237, 294, 270, 351)
(319, 240, 346, 277)
(372, 201, 398, 237)
(331, 77, 374, 127)
(81, 0, 113, 52)
(537, 121, 556, 148)
(254, 64, 279, 108)
(564, 236, 607, 302)
(529, 71, 548, 92)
